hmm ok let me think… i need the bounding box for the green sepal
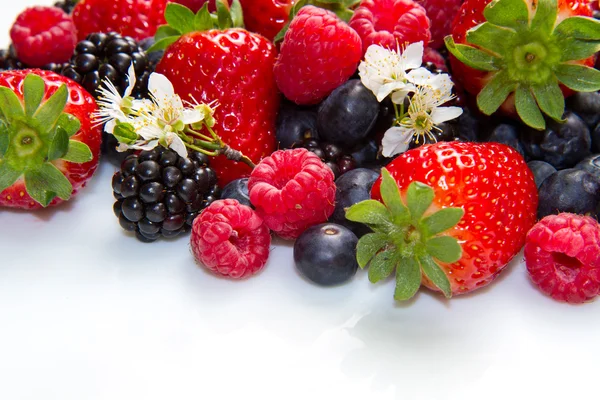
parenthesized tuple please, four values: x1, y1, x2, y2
(483, 0, 529, 30)
(530, 0, 558, 37)
(55, 113, 81, 137)
(165, 3, 197, 34)
(515, 85, 546, 130)
(194, 4, 214, 31)
(62, 140, 93, 164)
(368, 249, 397, 284)
(0, 120, 9, 158)
(229, 0, 245, 27)
(444, 36, 500, 72)
(394, 257, 422, 301)
(555, 38, 600, 63)
(420, 207, 464, 238)
(0, 162, 22, 193)
(113, 122, 139, 145)
(155, 25, 181, 41)
(147, 36, 180, 53)
(47, 127, 69, 161)
(24, 163, 73, 207)
(356, 232, 388, 268)
(477, 71, 517, 115)
(0, 86, 25, 123)
(532, 81, 565, 122)
(406, 181, 434, 223)
(426, 236, 463, 264)
(23, 74, 45, 117)
(216, 0, 233, 29)
(34, 84, 68, 132)
(554, 16, 600, 41)
(380, 168, 410, 225)
(554, 64, 600, 92)
(419, 254, 452, 298)
(345, 200, 392, 226)
(467, 22, 516, 56)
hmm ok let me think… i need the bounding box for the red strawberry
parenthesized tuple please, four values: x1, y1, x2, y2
(0, 69, 102, 210)
(347, 142, 538, 299)
(72, 0, 167, 41)
(171, 0, 226, 12)
(417, 0, 463, 49)
(240, 0, 296, 41)
(446, 0, 598, 129)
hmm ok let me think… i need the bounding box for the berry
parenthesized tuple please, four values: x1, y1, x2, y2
(417, 0, 463, 49)
(317, 80, 380, 150)
(349, 0, 431, 55)
(221, 178, 252, 208)
(483, 123, 526, 158)
(248, 148, 336, 240)
(0, 45, 68, 74)
(276, 102, 319, 149)
(422, 46, 448, 72)
(191, 199, 271, 279)
(537, 168, 600, 220)
(171, 0, 224, 12)
(330, 168, 380, 237)
(576, 154, 600, 182)
(274, 6, 362, 105)
(240, 0, 296, 41)
(54, 0, 79, 14)
(72, 0, 167, 42)
(525, 213, 600, 304)
(350, 139, 381, 168)
(593, 122, 600, 153)
(294, 223, 359, 286)
(520, 112, 591, 169)
(0, 69, 102, 210)
(297, 138, 357, 179)
(10, 6, 77, 68)
(567, 91, 600, 129)
(112, 149, 221, 242)
(527, 160, 557, 188)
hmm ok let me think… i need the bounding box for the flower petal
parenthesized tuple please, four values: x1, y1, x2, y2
(401, 42, 424, 70)
(381, 126, 414, 157)
(123, 63, 137, 98)
(390, 85, 416, 104)
(138, 124, 164, 140)
(407, 68, 433, 86)
(181, 108, 204, 125)
(149, 73, 176, 105)
(167, 133, 188, 158)
(431, 106, 463, 124)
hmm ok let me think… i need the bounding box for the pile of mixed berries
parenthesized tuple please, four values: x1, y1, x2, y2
(1, 0, 600, 305)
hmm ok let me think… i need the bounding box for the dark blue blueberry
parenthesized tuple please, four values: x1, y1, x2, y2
(221, 178, 251, 207)
(592, 122, 600, 153)
(520, 112, 591, 169)
(537, 168, 600, 220)
(527, 160, 557, 188)
(484, 123, 526, 158)
(456, 108, 482, 142)
(567, 92, 600, 128)
(294, 223, 359, 286)
(330, 168, 380, 237)
(317, 80, 380, 149)
(351, 139, 380, 168)
(276, 102, 318, 149)
(575, 154, 600, 182)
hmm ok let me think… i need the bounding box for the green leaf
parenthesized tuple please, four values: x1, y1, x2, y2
(406, 181, 434, 222)
(273, 22, 290, 43)
(47, 127, 69, 161)
(394, 257, 422, 301)
(426, 236, 463, 264)
(147, 36, 180, 53)
(444, 36, 500, 72)
(34, 84, 68, 132)
(554, 16, 600, 41)
(466, 22, 517, 56)
(155, 24, 182, 41)
(229, 0, 245, 27)
(368, 250, 397, 284)
(345, 200, 392, 225)
(113, 122, 139, 145)
(419, 254, 452, 298)
(62, 140, 93, 163)
(165, 3, 196, 34)
(0, 86, 25, 123)
(23, 74, 45, 117)
(55, 113, 81, 137)
(420, 207, 464, 238)
(530, 0, 558, 37)
(477, 71, 516, 115)
(556, 38, 600, 63)
(554, 63, 600, 92)
(532, 81, 565, 122)
(515, 85, 546, 130)
(0, 120, 9, 158)
(24, 163, 73, 207)
(193, 4, 215, 31)
(356, 232, 389, 268)
(0, 162, 22, 193)
(483, 0, 530, 30)
(216, 0, 233, 29)
(380, 168, 410, 224)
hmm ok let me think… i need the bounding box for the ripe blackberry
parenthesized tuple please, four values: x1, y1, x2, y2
(112, 148, 221, 243)
(298, 138, 357, 179)
(0, 45, 66, 73)
(54, 0, 78, 14)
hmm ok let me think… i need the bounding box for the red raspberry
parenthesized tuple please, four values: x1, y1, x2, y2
(10, 6, 77, 67)
(349, 0, 431, 55)
(274, 6, 362, 105)
(524, 213, 600, 304)
(191, 199, 271, 279)
(72, 0, 167, 42)
(248, 148, 336, 240)
(417, 0, 463, 49)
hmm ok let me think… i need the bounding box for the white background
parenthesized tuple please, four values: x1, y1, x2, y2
(1, 1, 599, 399)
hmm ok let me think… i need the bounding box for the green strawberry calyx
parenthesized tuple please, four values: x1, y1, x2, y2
(444, 0, 600, 130)
(345, 169, 464, 301)
(0, 74, 92, 207)
(149, 0, 245, 53)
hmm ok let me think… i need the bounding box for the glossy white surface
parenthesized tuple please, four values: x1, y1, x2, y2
(1, 2, 600, 399)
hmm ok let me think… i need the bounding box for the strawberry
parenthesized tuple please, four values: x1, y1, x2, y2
(0, 69, 101, 210)
(240, 0, 297, 41)
(445, 0, 600, 130)
(151, 2, 279, 186)
(346, 142, 538, 299)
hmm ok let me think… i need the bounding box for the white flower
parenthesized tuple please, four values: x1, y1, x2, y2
(358, 42, 430, 104)
(117, 121, 188, 159)
(94, 63, 138, 133)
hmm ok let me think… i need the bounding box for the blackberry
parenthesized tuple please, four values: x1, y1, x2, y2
(298, 138, 357, 179)
(54, 0, 78, 14)
(112, 148, 221, 243)
(0, 45, 66, 73)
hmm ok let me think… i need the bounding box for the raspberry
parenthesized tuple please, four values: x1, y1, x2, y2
(274, 6, 362, 105)
(248, 148, 336, 240)
(10, 6, 77, 68)
(524, 213, 600, 304)
(191, 199, 271, 279)
(349, 0, 431, 55)
(417, 0, 463, 49)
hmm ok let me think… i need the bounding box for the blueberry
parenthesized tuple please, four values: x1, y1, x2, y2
(537, 169, 600, 220)
(521, 112, 591, 169)
(567, 92, 600, 128)
(592, 122, 600, 153)
(294, 223, 359, 286)
(276, 102, 318, 149)
(456, 108, 482, 142)
(527, 160, 557, 188)
(484, 123, 526, 158)
(317, 80, 380, 149)
(330, 168, 380, 237)
(575, 154, 600, 182)
(221, 178, 251, 207)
